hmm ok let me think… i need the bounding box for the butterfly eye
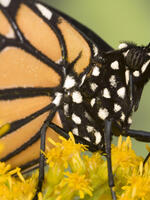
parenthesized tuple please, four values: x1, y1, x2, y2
(125, 48, 145, 71)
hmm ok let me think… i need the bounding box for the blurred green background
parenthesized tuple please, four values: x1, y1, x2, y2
(42, 0, 150, 156)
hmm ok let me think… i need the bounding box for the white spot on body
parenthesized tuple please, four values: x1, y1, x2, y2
(84, 112, 92, 121)
(64, 104, 69, 116)
(133, 71, 140, 77)
(53, 93, 62, 106)
(109, 75, 117, 87)
(72, 128, 79, 136)
(141, 60, 150, 73)
(103, 88, 111, 98)
(94, 131, 102, 144)
(118, 43, 128, 49)
(83, 137, 91, 142)
(72, 113, 81, 124)
(111, 61, 119, 70)
(147, 53, 150, 56)
(128, 117, 132, 124)
(87, 126, 94, 133)
(36, 3, 53, 20)
(125, 70, 129, 85)
(98, 108, 109, 120)
(72, 91, 83, 104)
(120, 112, 125, 121)
(0, 0, 11, 7)
(63, 76, 76, 89)
(90, 98, 96, 107)
(90, 83, 98, 91)
(117, 87, 126, 99)
(114, 103, 121, 112)
(92, 66, 100, 76)
(123, 50, 129, 57)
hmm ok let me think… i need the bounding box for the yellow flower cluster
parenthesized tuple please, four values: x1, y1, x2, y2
(114, 137, 150, 200)
(43, 132, 93, 200)
(42, 134, 150, 200)
(0, 156, 38, 200)
(1, 132, 150, 200)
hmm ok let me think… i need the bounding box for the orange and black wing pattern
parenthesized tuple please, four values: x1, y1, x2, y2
(0, 0, 112, 169)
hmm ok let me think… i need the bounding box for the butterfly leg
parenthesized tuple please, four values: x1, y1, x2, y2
(48, 122, 99, 152)
(127, 129, 150, 142)
(104, 119, 116, 200)
(143, 152, 150, 165)
(32, 122, 48, 200)
(127, 129, 150, 165)
(33, 109, 57, 200)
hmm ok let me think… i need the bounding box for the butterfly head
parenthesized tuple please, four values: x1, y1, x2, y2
(119, 42, 150, 83)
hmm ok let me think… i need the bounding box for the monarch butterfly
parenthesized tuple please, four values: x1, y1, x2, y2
(0, 0, 150, 199)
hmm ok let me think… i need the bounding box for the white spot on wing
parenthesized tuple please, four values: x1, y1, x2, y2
(109, 75, 117, 87)
(0, 0, 11, 7)
(93, 44, 98, 56)
(94, 131, 101, 144)
(79, 74, 86, 86)
(56, 57, 63, 64)
(2, 47, 11, 53)
(141, 60, 150, 73)
(92, 66, 100, 76)
(125, 70, 129, 85)
(90, 83, 98, 91)
(63, 76, 76, 89)
(6, 29, 15, 38)
(53, 93, 62, 106)
(111, 61, 119, 70)
(72, 113, 81, 124)
(118, 43, 128, 49)
(103, 88, 111, 98)
(117, 87, 126, 99)
(36, 3, 52, 20)
(133, 71, 140, 77)
(72, 91, 83, 104)
(98, 108, 109, 120)
(114, 103, 121, 112)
